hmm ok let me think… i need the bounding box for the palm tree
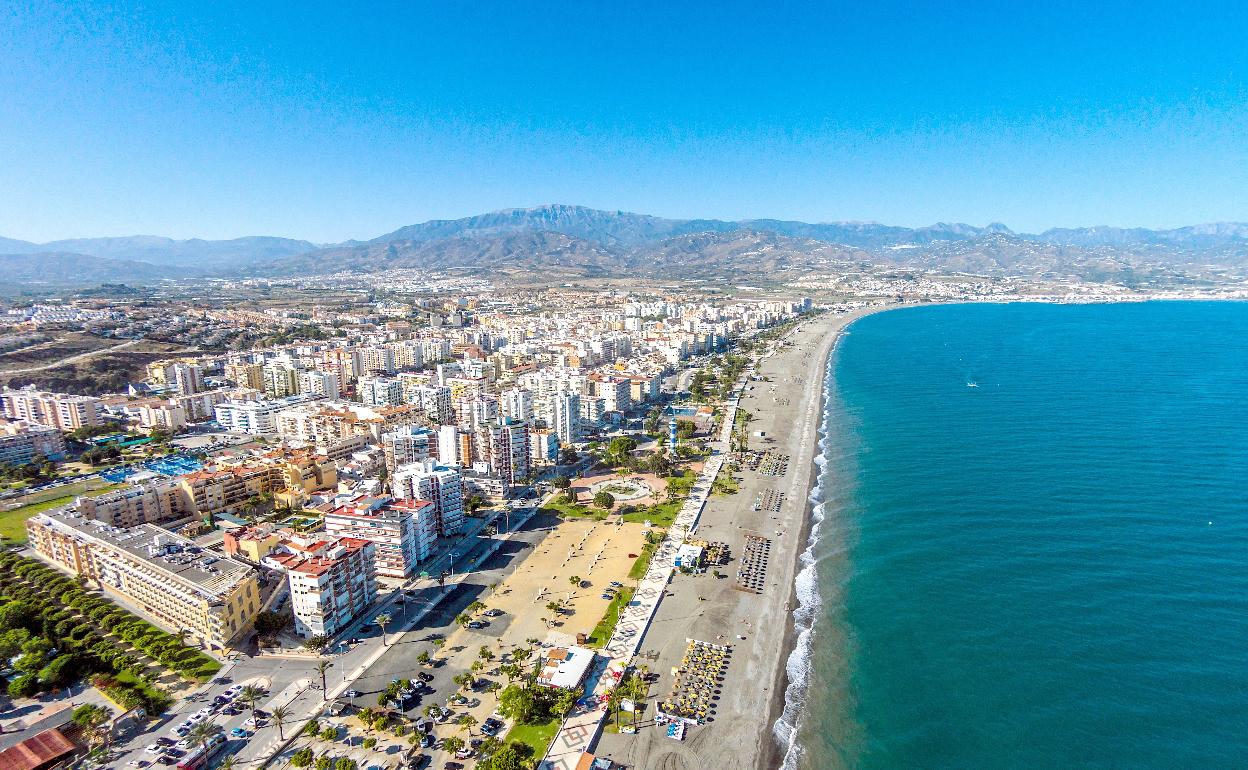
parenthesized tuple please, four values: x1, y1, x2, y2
(605, 686, 623, 728)
(316, 658, 333, 701)
(442, 735, 464, 756)
(271, 705, 291, 740)
(454, 613, 470, 627)
(219, 756, 237, 770)
(456, 713, 477, 735)
(568, 575, 581, 589)
(239, 684, 264, 721)
(188, 722, 222, 755)
(374, 613, 392, 646)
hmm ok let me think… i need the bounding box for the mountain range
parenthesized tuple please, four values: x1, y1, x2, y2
(3, 204, 1248, 286)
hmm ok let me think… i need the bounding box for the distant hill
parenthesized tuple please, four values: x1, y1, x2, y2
(0, 235, 317, 268)
(0, 252, 184, 284)
(6, 205, 1248, 285)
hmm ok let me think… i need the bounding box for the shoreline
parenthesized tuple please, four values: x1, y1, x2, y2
(760, 304, 893, 770)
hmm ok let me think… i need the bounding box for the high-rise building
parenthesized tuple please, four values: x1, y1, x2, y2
(551, 392, 581, 446)
(1, 387, 102, 431)
(265, 537, 377, 639)
(392, 460, 465, 536)
(0, 421, 66, 465)
(476, 417, 530, 487)
(262, 360, 302, 397)
(357, 376, 404, 407)
(298, 370, 341, 400)
(321, 495, 436, 578)
(170, 363, 204, 396)
(382, 425, 438, 472)
(500, 387, 534, 422)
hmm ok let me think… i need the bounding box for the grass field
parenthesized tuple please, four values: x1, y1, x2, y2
(0, 481, 122, 543)
(502, 717, 561, 761)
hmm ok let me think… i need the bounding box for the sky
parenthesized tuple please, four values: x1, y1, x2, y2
(2, 0, 1247, 243)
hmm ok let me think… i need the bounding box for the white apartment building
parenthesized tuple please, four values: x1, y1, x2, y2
(358, 376, 404, 407)
(392, 459, 465, 536)
(298, 369, 341, 400)
(74, 480, 187, 527)
(262, 360, 303, 397)
(500, 387, 534, 422)
(215, 395, 312, 434)
(320, 495, 436, 578)
(266, 536, 377, 639)
(550, 392, 581, 446)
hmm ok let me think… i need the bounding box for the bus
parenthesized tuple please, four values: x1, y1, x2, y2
(175, 733, 226, 770)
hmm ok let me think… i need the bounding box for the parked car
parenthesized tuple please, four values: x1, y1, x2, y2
(466, 620, 486, 629)
(483, 608, 503, 617)
(480, 718, 503, 736)
(230, 728, 249, 738)
(144, 745, 163, 756)
(416, 672, 434, 683)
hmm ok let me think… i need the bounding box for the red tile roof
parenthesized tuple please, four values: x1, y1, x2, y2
(0, 728, 78, 770)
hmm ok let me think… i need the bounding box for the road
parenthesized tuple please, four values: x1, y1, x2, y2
(104, 503, 557, 770)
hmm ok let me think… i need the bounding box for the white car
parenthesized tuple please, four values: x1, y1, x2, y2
(176, 740, 194, 751)
(144, 745, 163, 756)
(186, 713, 206, 725)
(223, 685, 244, 698)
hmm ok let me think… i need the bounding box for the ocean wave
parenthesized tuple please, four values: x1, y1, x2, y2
(773, 358, 836, 770)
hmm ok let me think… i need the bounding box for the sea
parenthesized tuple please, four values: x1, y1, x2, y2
(777, 301, 1248, 770)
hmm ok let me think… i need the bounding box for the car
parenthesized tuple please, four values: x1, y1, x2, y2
(154, 738, 174, 748)
(144, 745, 163, 756)
(230, 728, 249, 738)
(343, 689, 360, 698)
(186, 714, 206, 725)
(212, 695, 229, 705)
(480, 718, 503, 736)
(128, 760, 149, 767)
(466, 620, 486, 629)
(223, 685, 243, 698)
(483, 608, 503, 617)
(435, 709, 452, 723)
(419, 733, 434, 748)
(253, 710, 270, 719)
(222, 706, 241, 716)
(173, 725, 190, 737)
(163, 750, 185, 760)
(454, 744, 473, 759)
(444, 763, 464, 770)
(156, 757, 176, 766)
(176, 740, 194, 751)
(408, 754, 429, 769)
(601, 593, 612, 599)
(416, 671, 434, 682)
(243, 717, 264, 729)
(609, 581, 623, 588)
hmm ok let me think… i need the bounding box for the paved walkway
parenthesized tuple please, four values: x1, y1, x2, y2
(541, 435, 734, 769)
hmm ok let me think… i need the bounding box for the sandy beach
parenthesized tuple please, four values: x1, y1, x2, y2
(591, 305, 885, 770)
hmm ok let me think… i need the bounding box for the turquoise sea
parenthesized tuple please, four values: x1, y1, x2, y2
(779, 302, 1248, 770)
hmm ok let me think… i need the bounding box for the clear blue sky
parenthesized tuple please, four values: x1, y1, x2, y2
(2, 1, 1247, 242)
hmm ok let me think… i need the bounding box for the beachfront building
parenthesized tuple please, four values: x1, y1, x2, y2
(321, 495, 436, 578)
(265, 536, 377, 639)
(214, 395, 312, 435)
(26, 512, 261, 650)
(550, 391, 581, 446)
(536, 645, 597, 690)
(475, 417, 530, 487)
(392, 459, 465, 536)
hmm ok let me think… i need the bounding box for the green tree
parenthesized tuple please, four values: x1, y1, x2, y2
(238, 684, 264, 720)
(592, 491, 615, 510)
(374, 613, 392, 646)
(442, 735, 464, 756)
(271, 705, 291, 740)
(290, 748, 314, 768)
(314, 756, 331, 770)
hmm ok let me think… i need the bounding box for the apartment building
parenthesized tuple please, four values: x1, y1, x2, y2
(475, 417, 530, 487)
(262, 360, 302, 397)
(265, 536, 377, 639)
(177, 452, 336, 517)
(224, 361, 264, 390)
(298, 369, 341, 400)
(392, 460, 465, 536)
(26, 513, 260, 650)
(0, 421, 66, 465)
(358, 376, 404, 407)
(1, 387, 101, 431)
(381, 425, 438, 472)
(550, 392, 581, 446)
(321, 495, 436, 578)
(215, 395, 312, 434)
(75, 480, 188, 527)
